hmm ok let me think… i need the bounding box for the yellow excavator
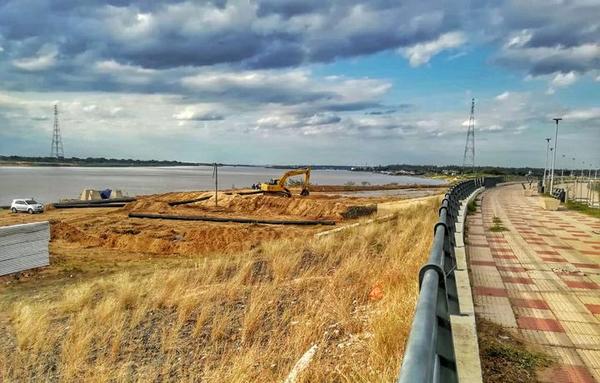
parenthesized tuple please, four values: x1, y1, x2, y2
(260, 168, 311, 197)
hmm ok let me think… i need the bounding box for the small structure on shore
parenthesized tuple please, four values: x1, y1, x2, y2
(80, 189, 125, 201)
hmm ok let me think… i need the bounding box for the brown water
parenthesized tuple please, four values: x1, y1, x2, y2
(0, 166, 444, 204)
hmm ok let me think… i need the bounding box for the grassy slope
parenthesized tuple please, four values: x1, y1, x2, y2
(0, 200, 439, 382)
(565, 200, 600, 218)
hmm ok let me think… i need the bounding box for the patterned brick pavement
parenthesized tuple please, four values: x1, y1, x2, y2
(467, 184, 600, 383)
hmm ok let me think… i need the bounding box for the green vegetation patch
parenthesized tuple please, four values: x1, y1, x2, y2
(565, 200, 600, 219)
(467, 200, 477, 214)
(478, 318, 553, 383)
(489, 216, 508, 232)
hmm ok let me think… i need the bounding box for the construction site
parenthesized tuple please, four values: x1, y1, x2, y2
(0, 168, 446, 382)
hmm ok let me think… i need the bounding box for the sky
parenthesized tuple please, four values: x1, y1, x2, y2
(0, 0, 598, 167)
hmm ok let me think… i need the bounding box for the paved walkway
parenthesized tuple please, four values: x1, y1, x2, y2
(467, 184, 600, 383)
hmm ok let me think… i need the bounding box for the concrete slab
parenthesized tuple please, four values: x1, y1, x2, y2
(451, 315, 483, 383)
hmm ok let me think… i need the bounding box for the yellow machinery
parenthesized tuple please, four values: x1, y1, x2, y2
(260, 168, 311, 197)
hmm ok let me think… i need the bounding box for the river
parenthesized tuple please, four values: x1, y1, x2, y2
(0, 166, 444, 203)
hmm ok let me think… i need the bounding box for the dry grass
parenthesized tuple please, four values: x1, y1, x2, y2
(477, 318, 553, 383)
(0, 199, 439, 382)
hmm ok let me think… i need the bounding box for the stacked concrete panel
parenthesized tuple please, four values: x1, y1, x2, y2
(0, 221, 50, 276)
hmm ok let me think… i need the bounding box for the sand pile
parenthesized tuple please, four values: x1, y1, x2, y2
(124, 199, 171, 213)
(52, 219, 302, 256)
(51, 221, 100, 246)
(192, 194, 364, 220)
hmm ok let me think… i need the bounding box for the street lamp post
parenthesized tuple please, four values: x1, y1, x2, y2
(543, 137, 551, 191)
(550, 118, 562, 192)
(571, 157, 576, 177)
(561, 154, 565, 182)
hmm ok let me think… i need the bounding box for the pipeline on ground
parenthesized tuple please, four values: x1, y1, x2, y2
(53, 203, 127, 209)
(128, 212, 335, 226)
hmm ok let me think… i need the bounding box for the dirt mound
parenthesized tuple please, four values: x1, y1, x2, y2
(123, 199, 171, 213)
(193, 194, 364, 220)
(95, 222, 292, 255)
(51, 221, 99, 245)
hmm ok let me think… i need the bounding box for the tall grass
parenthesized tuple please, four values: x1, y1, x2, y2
(0, 199, 439, 382)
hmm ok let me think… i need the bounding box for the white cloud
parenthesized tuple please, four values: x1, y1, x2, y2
(546, 71, 578, 94)
(495, 91, 510, 101)
(173, 104, 224, 121)
(497, 43, 600, 76)
(13, 46, 58, 71)
(403, 32, 466, 67)
(562, 107, 600, 121)
(480, 124, 504, 132)
(505, 30, 532, 49)
(551, 71, 577, 87)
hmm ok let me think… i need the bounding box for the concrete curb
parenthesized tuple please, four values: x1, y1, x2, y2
(451, 187, 484, 383)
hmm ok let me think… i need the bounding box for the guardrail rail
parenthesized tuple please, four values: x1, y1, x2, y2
(397, 177, 501, 383)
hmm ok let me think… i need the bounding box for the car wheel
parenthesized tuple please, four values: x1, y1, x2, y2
(28, 208, 34, 214)
(11, 208, 17, 213)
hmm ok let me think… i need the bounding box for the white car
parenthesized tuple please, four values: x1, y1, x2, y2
(10, 199, 45, 214)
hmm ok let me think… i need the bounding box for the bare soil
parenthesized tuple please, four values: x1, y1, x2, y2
(0, 189, 427, 259)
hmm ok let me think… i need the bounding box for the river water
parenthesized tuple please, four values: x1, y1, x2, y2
(0, 166, 443, 203)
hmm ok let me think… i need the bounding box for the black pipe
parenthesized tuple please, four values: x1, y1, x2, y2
(168, 195, 212, 206)
(53, 203, 127, 209)
(53, 197, 136, 206)
(128, 212, 335, 226)
(224, 190, 264, 196)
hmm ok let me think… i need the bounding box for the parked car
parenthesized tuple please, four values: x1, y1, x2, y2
(10, 199, 45, 214)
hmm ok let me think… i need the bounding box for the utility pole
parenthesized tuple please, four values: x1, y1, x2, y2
(571, 157, 576, 177)
(561, 154, 565, 182)
(462, 98, 475, 175)
(549, 118, 561, 192)
(213, 163, 219, 207)
(543, 138, 551, 190)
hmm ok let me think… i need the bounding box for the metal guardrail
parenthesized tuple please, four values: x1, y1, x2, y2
(397, 177, 501, 383)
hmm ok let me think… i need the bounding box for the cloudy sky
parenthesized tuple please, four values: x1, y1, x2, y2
(0, 0, 598, 167)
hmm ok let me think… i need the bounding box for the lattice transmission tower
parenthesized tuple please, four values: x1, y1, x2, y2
(50, 104, 64, 159)
(462, 98, 475, 174)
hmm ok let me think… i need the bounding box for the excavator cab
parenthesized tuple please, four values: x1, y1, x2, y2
(260, 168, 311, 197)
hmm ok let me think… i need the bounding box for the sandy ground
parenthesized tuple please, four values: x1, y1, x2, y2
(0, 188, 442, 261)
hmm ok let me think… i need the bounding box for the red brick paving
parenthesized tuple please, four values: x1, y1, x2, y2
(517, 317, 565, 332)
(585, 304, 600, 314)
(539, 365, 597, 383)
(573, 263, 600, 269)
(511, 298, 551, 310)
(581, 250, 600, 256)
(496, 265, 527, 272)
(468, 185, 600, 380)
(473, 286, 508, 297)
(537, 250, 561, 256)
(540, 257, 567, 262)
(563, 280, 600, 290)
(468, 243, 489, 248)
(501, 276, 534, 284)
(470, 260, 497, 267)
